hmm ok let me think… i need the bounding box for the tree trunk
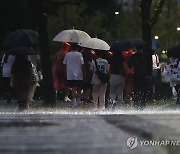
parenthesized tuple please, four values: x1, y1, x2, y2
(140, 0, 152, 54)
(140, 0, 152, 88)
(33, 0, 56, 106)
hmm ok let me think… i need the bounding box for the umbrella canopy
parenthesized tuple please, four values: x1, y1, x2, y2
(110, 38, 146, 52)
(152, 39, 161, 51)
(167, 45, 180, 58)
(53, 29, 91, 43)
(2, 29, 39, 49)
(78, 38, 110, 51)
(7, 47, 40, 55)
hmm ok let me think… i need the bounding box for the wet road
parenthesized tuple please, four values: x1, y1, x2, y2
(0, 111, 180, 154)
(0, 101, 180, 154)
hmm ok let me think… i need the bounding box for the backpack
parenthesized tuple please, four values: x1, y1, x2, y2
(94, 59, 109, 83)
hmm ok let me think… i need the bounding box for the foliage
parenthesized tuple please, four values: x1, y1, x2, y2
(152, 0, 180, 51)
(0, 0, 179, 57)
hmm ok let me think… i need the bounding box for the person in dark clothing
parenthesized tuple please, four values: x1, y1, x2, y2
(11, 55, 37, 111)
(128, 46, 152, 109)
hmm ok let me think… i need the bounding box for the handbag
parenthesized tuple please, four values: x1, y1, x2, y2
(94, 59, 109, 83)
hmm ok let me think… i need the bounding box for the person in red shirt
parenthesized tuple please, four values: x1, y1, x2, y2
(81, 48, 96, 102)
(122, 49, 135, 106)
(52, 42, 71, 102)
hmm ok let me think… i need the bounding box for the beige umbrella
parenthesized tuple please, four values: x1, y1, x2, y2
(53, 29, 91, 43)
(78, 38, 110, 50)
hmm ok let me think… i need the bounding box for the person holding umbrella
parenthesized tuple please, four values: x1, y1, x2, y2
(90, 50, 110, 111)
(2, 29, 40, 110)
(80, 48, 96, 102)
(52, 42, 71, 102)
(63, 43, 85, 107)
(78, 38, 110, 111)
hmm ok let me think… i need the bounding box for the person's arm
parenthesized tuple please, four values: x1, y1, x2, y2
(106, 63, 110, 76)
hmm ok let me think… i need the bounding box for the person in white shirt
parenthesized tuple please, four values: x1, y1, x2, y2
(63, 43, 85, 107)
(151, 53, 160, 100)
(1, 54, 15, 103)
(90, 50, 110, 111)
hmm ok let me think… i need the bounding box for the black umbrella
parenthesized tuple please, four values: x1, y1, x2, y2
(167, 45, 180, 58)
(7, 47, 40, 55)
(110, 38, 146, 52)
(2, 29, 39, 49)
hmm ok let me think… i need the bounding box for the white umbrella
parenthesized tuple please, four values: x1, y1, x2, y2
(53, 29, 91, 43)
(78, 38, 110, 50)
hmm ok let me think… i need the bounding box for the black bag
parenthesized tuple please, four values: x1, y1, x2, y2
(94, 59, 110, 83)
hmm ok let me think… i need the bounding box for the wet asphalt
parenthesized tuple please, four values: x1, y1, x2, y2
(0, 100, 179, 154)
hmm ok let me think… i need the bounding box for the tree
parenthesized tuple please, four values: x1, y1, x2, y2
(140, 0, 165, 84)
(29, 0, 57, 106)
(140, 0, 165, 53)
(152, 0, 180, 50)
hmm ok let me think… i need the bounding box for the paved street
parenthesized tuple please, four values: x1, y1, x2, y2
(0, 100, 180, 154)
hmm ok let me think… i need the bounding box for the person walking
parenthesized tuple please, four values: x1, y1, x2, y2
(151, 53, 160, 100)
(1, 54, 15, 103)
(11, 55, 38, 111)
(90, 50, 110, 111)
(122, 49, 135, 106)
(81, 48, 96, 102)
(63, 43, 85, 107)
(128, 45, 152, 110)
(28, 55, 42, 102)
(168, 57, 180, 106)
(109, 50, 126, 109)
(53, 42, 71, 102)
